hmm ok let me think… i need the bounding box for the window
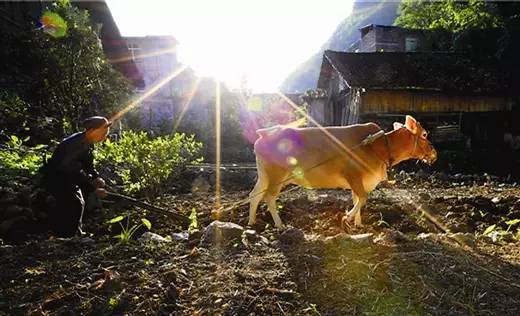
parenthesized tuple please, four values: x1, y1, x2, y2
(405, 37, 419, 52)
(128, 43, 143, 64)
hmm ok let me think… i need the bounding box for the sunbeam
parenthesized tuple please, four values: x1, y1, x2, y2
(108, 46, 177, 64)
(109, 64, 188, 123)
(172, 77, 201, 132)
(214, 81, 222, 215)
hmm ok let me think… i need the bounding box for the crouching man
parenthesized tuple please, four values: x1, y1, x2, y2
(40, 116, 110, 237)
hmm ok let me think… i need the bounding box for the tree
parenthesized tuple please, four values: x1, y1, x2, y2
(1, 0, 133, 143)
(395, 0, 504, 32)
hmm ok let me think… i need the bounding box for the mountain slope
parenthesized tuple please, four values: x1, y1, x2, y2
(280, 0, 400, 93)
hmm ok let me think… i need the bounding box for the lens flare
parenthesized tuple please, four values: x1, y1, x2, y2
(287, 156, 298, 166)
(276, 91, 377, 175)
(39, 11, 68, 38)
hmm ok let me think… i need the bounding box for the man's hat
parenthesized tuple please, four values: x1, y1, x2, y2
(82, 116, 112, 130)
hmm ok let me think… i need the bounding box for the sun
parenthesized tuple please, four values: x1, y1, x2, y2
(107, 0, 354, 92)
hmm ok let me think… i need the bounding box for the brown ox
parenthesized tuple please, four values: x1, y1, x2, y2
(248, 115, 437, 228)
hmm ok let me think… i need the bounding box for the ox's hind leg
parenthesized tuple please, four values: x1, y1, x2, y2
(264, 181, 285, 228)
(342, 177, 368, 228)
(248, 163, 269, 226)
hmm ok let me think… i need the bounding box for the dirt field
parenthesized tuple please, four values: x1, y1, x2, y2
(1, 169, 520, 315)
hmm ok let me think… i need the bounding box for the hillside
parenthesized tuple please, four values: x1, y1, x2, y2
(280, 0, 400, 93)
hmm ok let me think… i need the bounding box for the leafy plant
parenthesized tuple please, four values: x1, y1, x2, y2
(0, 135, 50, 184)
(107, 214, 152, 244)
(481, 218, 520, 243)
(95, 131, 203, 198)
(505, 219, 520, 232)
(376, 212, 390, 228)
(188, 208, 198, 234)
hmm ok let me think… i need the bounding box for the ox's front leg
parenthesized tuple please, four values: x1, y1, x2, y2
(248, 178, 267, 226)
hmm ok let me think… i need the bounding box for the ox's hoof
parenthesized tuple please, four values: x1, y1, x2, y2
(341, 216, 352, 232)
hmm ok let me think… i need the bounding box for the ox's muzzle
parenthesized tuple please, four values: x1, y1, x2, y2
(423, 147, 437, 165)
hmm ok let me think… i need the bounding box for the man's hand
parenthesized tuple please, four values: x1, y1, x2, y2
(95, 188, 108, 199)
(92, 177, 105, 188)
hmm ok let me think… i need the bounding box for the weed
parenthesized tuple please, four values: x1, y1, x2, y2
(107, 214, 152, 244)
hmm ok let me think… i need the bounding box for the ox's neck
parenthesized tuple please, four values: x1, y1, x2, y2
(386, 128, 416, 166)
(369, 128, 416, 167)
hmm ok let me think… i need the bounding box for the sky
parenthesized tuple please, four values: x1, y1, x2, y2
(106, 0, 354, 92)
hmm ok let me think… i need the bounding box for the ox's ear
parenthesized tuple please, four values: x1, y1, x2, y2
(393, 122, 403, 130)
(405, 115, 418, 134)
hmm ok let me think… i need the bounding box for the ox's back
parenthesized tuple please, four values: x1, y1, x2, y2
(254, 123, 382, 189)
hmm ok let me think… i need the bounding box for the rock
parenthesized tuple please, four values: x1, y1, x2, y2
(324, 233, 347, 244)
(101, 270, 122, 295)
(448, 232, 476, 246)
(78, 237, 95, 244)
(138, 232, 172, 244)
(375, 231, 409, 244)
(201, 221, 244, 245)
(0, 188, 18, 207)
(349, 233, 374, 244)
(242, 229, 269, 246)
(17, 187, 32, 207)
(171, 232, 189, 241)
(279, 227, 305, 245)
(436, 172, 449, 182)
(482, 231, 502, 243)
(325, 232, 373, 245)
(419, 193, 431, 201)
(417, 233, 433, 240)
(0, 244, 15, 256)
(3, 205, 23, 219)
(416, 169, 428, 180)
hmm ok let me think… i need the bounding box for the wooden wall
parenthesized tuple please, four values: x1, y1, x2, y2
(360, 89, 511, 114)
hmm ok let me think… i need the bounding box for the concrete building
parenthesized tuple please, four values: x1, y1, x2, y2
(123, 36, 192, 130)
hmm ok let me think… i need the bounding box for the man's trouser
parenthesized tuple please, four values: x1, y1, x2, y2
(43, 175, 86, 237)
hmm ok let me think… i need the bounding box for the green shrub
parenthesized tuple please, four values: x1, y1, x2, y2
(0, 135, 50, 185)
(0, 92, 31, 138)
(95, 131, 203, 198)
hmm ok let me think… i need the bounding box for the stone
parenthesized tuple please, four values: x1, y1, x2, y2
(0, 188, 18, 207)
(3, 205, 23, 219)
(325, 232, 373, 245)
(171, 232, 189, 241)
(419, 193, 431, 201)
(375, 231, 409, 244)
(138, 232, 171, 244)
(448, 232, 476, 246)
(348, 233, 374, 244)
(78, 237, 95, 244)
(201, 221, 244, 245)
(242, 229, 269, 246)
(417, 233, 433, 240)
(279, 227, 305, 245)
